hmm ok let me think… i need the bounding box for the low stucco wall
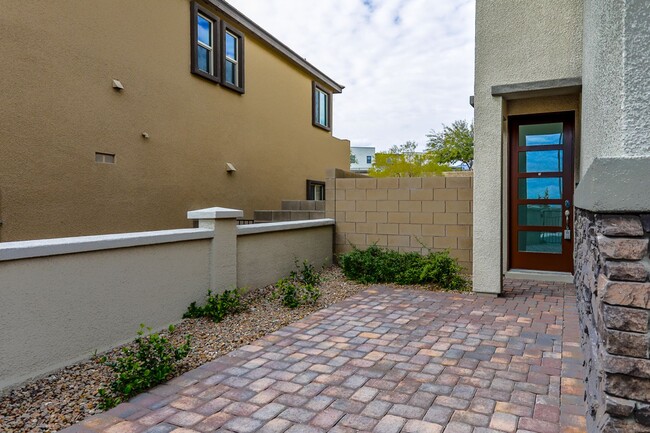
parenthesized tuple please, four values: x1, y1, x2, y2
(0, 213, 335, 393)
(237, 223, 334, 289)
(0, 235, 211, 391)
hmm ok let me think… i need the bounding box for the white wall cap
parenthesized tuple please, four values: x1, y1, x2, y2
(237, 219, 335, 236)
(187, 207, 244, 220)
(0, 229, 214, 262)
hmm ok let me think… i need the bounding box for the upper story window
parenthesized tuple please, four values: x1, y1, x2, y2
(190, 2, 245, 93)
(222, 25, 245, 93)
(191, 3, 220, 83)
(366, 155, 372, 164)
(312, 82, 332, 131)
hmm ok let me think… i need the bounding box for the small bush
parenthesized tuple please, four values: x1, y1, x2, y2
(339, 245, 468, 290)
(274, 260, 322, 308)
(98, 324, 191, 410)
(183, 289, 244, 322)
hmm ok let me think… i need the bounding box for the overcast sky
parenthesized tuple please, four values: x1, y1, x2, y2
(229, 0, 475, 152)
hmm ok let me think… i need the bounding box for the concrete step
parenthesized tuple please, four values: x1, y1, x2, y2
(254, 209, 325, 223)
(281, 200, 326, 211)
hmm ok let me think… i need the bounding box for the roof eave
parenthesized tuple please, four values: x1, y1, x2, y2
(207, 0, 344, 93)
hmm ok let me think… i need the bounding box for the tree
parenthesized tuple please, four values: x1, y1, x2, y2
(369, 141, 446, 177)
(426, 120, 474, 170)
(350, 151, 358, 165)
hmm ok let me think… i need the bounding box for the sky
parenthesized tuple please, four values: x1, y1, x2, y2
(228, 0, 475, 152)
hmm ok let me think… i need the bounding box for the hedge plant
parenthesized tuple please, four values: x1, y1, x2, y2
(339, 245, 468, 291)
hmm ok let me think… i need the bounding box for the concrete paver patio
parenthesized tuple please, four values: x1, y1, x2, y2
(64, 280, 586, 433)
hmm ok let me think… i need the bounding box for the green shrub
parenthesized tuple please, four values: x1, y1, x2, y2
(183, 289, 243, 322)
(274, 260, 322, 308)
(290, 259, 322, 287)
(98, 324, 191, 410)
(339, 245, 468, 290)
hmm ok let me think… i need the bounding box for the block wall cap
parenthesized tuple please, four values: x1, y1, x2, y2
(0, 229, 214, 262)
(187, 207, 244, 220)
(237, 219, 335, 236)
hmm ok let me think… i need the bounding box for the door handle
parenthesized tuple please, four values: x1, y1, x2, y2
(564, 210, 571, 240)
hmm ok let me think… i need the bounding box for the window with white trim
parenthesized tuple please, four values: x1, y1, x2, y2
(221, 24, 245, 93)
(312, 82, 332, 131)
(191, 3, 220, 83)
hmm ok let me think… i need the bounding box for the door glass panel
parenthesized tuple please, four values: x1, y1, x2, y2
(519, 150, 563, 173)
(518, 205, 562, 226)
(519, 123, 563, 146)
(518, 231, 562, 254)
(518, 177, 563, 200)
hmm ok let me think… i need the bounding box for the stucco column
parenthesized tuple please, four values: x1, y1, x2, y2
(187, 207, 243, 292)
(472, 94, 505, 294)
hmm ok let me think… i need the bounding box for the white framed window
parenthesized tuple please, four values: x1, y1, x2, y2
(225, 31, 238, 85)
(312, 82, 332, 131)
(222, 24, 245, 93)
(191, 2, 220, 83)
(197, 14, 214, 74)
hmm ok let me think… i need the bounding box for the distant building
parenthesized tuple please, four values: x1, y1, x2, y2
(350, 147, 375, 173)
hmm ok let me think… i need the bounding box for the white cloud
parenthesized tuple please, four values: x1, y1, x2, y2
(228, 0, 475, 152)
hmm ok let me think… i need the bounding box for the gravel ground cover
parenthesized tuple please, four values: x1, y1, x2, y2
(0, 267, 384, 433)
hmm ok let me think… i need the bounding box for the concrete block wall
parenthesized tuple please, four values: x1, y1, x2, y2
(326, 170, 473, 272)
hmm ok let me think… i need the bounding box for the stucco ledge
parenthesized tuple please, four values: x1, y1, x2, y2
(575, 157, 650, 213)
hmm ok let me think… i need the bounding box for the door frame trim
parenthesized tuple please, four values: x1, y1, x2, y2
(507, 111, 575, 273)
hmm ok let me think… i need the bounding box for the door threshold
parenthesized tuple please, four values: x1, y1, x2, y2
(505, 269, 574, 283)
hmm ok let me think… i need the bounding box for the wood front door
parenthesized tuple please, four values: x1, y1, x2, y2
(508, 112, 575, 273)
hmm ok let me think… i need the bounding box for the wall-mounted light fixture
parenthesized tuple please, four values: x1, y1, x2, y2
(112, 79, 124, 91)
(226, 162, 237, 173)
(142, 132, 150, 139)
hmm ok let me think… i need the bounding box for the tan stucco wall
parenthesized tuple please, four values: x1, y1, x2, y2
(327, 174, 473, 272)
(237, 226, 334, 289)
(473, 0, 583, 293)
(0, 240, 211, 391)
(0, 0, 348, 242)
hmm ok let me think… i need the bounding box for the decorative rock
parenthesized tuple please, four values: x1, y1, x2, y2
(605, 260, 648, 282)
(597, 215, 645, 237)
(603, 354, 650, 379)
(605, 373, 650, 403)
(601, 281, 650, 309)
(597, 236, 649, 261)
(636, 404, 650, 426)
(603, 304, 650, 333)
(604, 394, 636, 417)
(604, 329, 649, 358)
(641, 215, 650, 233)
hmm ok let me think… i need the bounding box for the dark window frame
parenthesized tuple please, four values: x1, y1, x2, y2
(306, 180, 326, 201)
(366, 155, 372, 164)
(190, 2, 221, 84)
(221, 23, 245, 94)
(312, 82, 332, 131)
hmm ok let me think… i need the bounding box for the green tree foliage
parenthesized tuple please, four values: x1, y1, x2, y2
(426, 120, 474, 170)
(369, 141, 446, 177)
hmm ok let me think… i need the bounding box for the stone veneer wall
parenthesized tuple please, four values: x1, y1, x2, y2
(325, 169, 473, 272)
(575, 211, 650, 432)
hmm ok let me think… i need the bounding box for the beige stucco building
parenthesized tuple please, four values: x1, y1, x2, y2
(474, 1, 650, 431)
(473, 0, 650, 292)
(0, 0, 349, 242)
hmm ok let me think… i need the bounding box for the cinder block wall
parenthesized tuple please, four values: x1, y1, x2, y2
(326, 170, 473, 272)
